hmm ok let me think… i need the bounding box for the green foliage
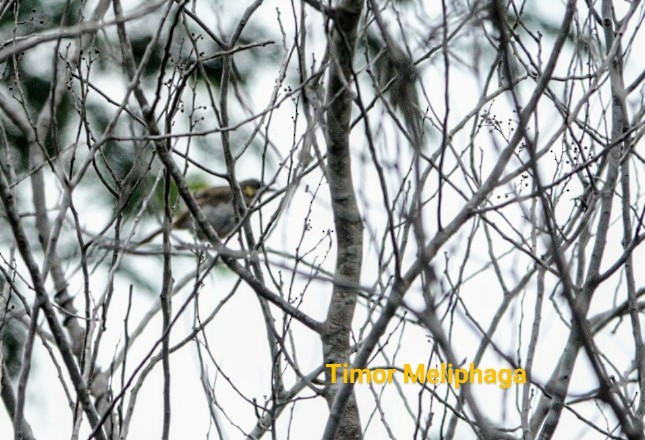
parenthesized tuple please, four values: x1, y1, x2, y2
(0, 315, 25, 379)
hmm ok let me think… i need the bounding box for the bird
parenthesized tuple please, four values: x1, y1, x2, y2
(137, 178, 269, 245)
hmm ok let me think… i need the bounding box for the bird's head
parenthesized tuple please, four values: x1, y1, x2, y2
(239, 178, 269, 199)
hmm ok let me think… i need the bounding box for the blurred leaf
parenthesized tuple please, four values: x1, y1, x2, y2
(0, 317, 25, 379)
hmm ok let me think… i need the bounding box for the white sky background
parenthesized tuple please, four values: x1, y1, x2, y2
(0, 0, 644, 439)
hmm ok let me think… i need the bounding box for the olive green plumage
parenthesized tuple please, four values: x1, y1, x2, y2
(138, 179, 267, 244)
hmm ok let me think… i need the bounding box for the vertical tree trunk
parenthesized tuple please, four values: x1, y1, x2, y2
(321, 1, 364, 439)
